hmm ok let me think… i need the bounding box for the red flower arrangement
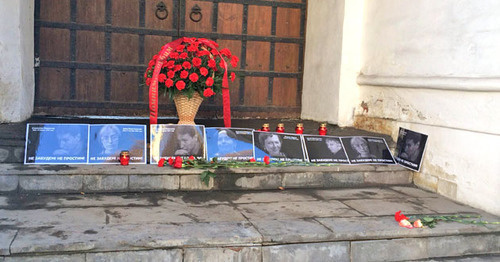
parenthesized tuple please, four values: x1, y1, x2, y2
(144, 37, 238, 100)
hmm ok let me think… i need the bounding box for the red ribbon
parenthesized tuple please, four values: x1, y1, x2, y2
(148, 38, 232, 127)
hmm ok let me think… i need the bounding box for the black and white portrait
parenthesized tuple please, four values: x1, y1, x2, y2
(394, 128, 428, 171)
(150, 124, 205, 164)
(89, 124, 146, 164)
(303, 135, 348, 163)
(253, 131, 305, 162)
(341, 136, 395, 164)
(206, 128, 254, 161)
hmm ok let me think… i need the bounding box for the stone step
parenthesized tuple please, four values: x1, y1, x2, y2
(0, 163, 412, 194)
(0, 187, 498, 261)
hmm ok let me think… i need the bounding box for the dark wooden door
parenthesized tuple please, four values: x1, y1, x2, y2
(34, 0, 306, 118)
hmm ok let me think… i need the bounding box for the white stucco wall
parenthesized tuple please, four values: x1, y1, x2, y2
(355, 0, 500, 215)
(0, 0, 34, 123)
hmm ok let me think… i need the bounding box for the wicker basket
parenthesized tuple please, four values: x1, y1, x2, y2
(173, 92, 204, 125)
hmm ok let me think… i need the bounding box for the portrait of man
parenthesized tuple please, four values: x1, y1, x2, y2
(206, 128, 254, 161)
(25, 124, 88, 164)
(253, 131, 305, 162)
(395, 128, 428, 171)
(89, 124, 146, 164)
(174, 125, 204, 156)
(341, 136, 395, 164)
(303, 135, 348, 163)
(150, 124, 205, 163)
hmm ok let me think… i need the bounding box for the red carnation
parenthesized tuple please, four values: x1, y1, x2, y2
(179, 52, 188, 59)
(230, 55, 239, 68)
(166, 60, 175, 69)
(174, 156, 183, 168)
(145, 78, 152, 86)
(220, 48, 232, 58)
(192, 57, 202, 67)
(249, 158, 256, 162)
(180, 70, 189, 79)
(187, 44, 198, 52)
(205, 77, 214, 87)
(211, 49, 218, 56)
(219, 60, 225, 69)
(158, 73, 167, 83)
(230, 72, 236, 82)
(144, 72, 149, 79)
(168, 157, 174, 166)
(176, 80, 186, 90)
(176, 45, 185, 52)
(174, 64, 182, 72)
(152, 54, 159, 60)
(165, 78, 174, 88)
(167, 70, 175, 78)
(148, 60, 155, 67)
(169, 52, 179, 59)
(203, 88, 215, 97)
(199, 67, 208, 76)
(189, 73, 199, 82)
(264, 156, 270, 165)
(182, 61, 192, 69)
(208, 59, 216, 68)
(189, 155, 195, 160)
(158, 158, 166, 167)
(394, 211, 409, 222)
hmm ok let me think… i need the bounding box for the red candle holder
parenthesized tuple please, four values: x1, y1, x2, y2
(120, 150, 130, 165)
(318, 123, 327, 136)
(276, 123, 285, 133)
(295, 123, 304, 134)
(261, 123, 270, 132)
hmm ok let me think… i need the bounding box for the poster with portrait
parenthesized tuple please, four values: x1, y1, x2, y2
(303, 135, 349, 164)
(394, 127, 428, 171)
(205, 127, 254, 161)
(88, 124, 146, 164)
(253, 131, 306, 162)
(150, 124, 205, 164)
(341, 136, 395, 164)
(24, 123, 89, 164)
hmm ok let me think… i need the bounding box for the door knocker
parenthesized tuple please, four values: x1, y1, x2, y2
(190, 4, 202, 22)
(155, 2, 168, 20)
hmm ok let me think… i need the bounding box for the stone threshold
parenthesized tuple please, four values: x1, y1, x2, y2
(0, 163, 412, 193)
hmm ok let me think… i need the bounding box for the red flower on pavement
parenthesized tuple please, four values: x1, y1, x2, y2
(168, 157, 174, 166)
(395, 211, 409, 222)
(174, 156, 183, 168)
(263, 156, 270, 165)
(158, 158, 166, 167)
(158, 73, 167, 83)
(203, 88, 215, 97)
(180, 70, 189, 79)
(182, 61, 191, 69)
(249, 158, 256, 162)
(165, 78, 173, 88)
(199, 67, 208, 76)
(205, 77, 214, 87)
(189, 155, 195, 160)
(189, 73, 199, 82)
(176, 80, 186, 90)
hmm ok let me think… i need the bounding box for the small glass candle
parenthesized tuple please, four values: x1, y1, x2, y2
(120, 150, 130, 165)
(261, 123, 270, 132)
(276, 123, 285, 133)
(295, 123, 304, 134)
(318, 123, 327, 136)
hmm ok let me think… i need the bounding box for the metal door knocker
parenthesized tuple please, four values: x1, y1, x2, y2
(155, 2, 168, 20)
(190, 4, 202, 22)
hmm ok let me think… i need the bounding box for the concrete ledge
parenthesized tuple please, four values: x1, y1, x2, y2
(0, 163, 412, 193)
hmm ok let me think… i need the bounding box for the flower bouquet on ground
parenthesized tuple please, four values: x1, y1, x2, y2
(144, 37, 238, 126)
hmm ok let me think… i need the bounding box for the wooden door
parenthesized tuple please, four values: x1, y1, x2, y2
(34, 0, 306, 118)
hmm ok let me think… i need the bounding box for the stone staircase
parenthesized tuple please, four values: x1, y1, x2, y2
(0, 119, 499, 261)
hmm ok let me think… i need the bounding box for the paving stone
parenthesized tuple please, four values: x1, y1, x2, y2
(237, 200, 362, 220)
(83, 175, 128, 192)
(316, 216, 496, 242)
(87, 249, 182, 262)
(230, 191, 317, 204)
(416, 254, 500, 261)
(342, 198, 434, 216)
(251, 219, 334, 243)
(0, 175, 18, 192)
(0, 229, 17, 255)
(10, 222, 261, 254)
(390, 186, 438, 198)
(105, 204, 246, 224)
(364, 171, 412, 184)
(129, 175, 179, 191)
(19, 175, 82, 192)
(158, 191, 232, 206)
(262, 242, 349, 262)
(180, 175, 214, 190)
(313, 187, 401, 200)
(3, 254, 85, 262)
(282, 172, 364, 188)
(184, 247, 261, 262)
(411, 196, 483, 214)
(0, 207, 106, 227)
(351, 234, 500, 262)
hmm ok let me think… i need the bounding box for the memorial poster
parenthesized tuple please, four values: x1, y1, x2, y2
(253, 131, 306, 162)
(150, 124, 205, 164)
(341, 136, 396, 164)
(205, 128, 254, 161)
(394, 127, 428, 171)
(303, 135, 349, 163)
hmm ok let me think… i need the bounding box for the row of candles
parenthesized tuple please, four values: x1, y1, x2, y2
(260, 123, 328, 136)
